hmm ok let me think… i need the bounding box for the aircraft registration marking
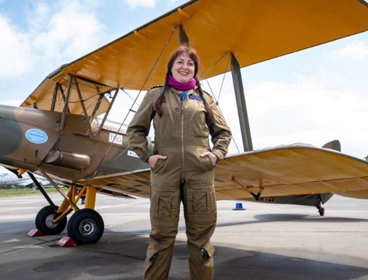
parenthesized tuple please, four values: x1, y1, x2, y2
(108, 133, 123, 145)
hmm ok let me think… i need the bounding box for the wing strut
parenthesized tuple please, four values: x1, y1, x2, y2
(230, 52, 253, 152)
(50, 83, 58, 112)
(73, 75, 94, 134)
(59, 75, 73, 132)
(178, 24, 189, 46)
(180, 25, 250, 152)
(94, 87, 119, 137)
(93, 27, 178, 174)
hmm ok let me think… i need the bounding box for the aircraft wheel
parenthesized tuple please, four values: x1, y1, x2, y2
(67, 209, 104, 244)
(35, 205, 67, 235)
(319, 207, 325, 216)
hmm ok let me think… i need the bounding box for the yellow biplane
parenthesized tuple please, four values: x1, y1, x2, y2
(1, 0, 368, 244)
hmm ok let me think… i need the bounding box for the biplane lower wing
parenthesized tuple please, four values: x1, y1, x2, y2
(86, 144, 368, 201)
(86, 168, 152, 198)
(215, 145, 368, 200)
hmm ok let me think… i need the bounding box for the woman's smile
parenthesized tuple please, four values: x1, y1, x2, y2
(171, 53, 195, 83)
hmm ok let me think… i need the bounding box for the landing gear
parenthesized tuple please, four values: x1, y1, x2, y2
(67, 209, 104, 244)
(316, 194, 325, 216)
(30, 169, 104, 244)
(35, 205, 67, 235)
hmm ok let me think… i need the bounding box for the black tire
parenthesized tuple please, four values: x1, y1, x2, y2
(319, 207, 325, 216)
(67, 209, 104, 244)
(35, 205, 67, 235)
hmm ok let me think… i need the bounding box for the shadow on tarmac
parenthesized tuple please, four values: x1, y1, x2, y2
(216, 213, 368, 228)
(2, 231, 366, 280)
(1, 214, 366, 236)
(1, 195, 367, 279)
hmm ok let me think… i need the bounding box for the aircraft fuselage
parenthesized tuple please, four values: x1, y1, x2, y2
(0, 104, 148, 182)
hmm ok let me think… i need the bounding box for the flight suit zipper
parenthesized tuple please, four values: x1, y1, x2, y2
(180, 102, 185, 183)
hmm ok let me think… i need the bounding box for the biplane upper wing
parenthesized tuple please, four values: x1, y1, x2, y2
(21, 0, 368, 113)
(85, 145, 368, 200)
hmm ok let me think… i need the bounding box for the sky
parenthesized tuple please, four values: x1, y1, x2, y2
(0, 0, 368, 160)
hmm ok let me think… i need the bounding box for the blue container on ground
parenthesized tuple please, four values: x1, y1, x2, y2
(233, 202, 245, 210)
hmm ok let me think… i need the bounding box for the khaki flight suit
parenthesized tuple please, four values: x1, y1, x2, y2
(127, 86, 231, 280)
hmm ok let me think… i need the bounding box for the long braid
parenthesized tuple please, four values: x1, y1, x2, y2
(195, 77, 214, 126)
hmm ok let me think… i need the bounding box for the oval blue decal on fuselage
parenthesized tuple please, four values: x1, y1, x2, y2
(25, 128, 48, 144)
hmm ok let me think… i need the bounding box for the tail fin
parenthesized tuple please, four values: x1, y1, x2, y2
(322, 140, 341, 152)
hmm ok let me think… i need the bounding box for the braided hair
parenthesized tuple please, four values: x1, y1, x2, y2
(154, 46, 214, 126)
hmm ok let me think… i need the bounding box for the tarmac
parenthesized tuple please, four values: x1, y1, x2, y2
(0, 193, 367, 280)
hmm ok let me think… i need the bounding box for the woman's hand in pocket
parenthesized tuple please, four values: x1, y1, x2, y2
(148, 154, 168, 168)
(200, 152, 218, 167)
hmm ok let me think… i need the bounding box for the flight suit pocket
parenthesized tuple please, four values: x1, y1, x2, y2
(151, 158, 166, 174)
(204, 155, 215, 170)
(198, 155, 215, 172)
(185, 185, 216, 215)
(151, 191, 180, 218)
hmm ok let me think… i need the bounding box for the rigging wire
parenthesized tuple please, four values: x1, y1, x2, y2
(201, 51, 229, 80)
(203, 52, 241, 153)
(119, 25, 178, 129)
(93, 26, 178, 171)
(121, 88, 141, 107)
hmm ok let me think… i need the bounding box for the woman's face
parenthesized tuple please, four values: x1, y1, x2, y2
(171, 53, 195, 83)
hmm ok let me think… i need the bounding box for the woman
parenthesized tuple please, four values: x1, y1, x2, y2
(127, 46, 232, 280)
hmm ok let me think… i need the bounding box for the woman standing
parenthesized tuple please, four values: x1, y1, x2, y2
(127, 46, 232, 280)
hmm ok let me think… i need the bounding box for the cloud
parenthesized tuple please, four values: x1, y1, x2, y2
(0, 16, 35, 77)
(123, 0, 156, 9)
(0, 0, 105, 78)
(250, 78, 367, 154)
(32, 1, 105, 67)
(201, 73, 368, 159)
(26, 2, 50, 32)
(336, 41, 368, 59)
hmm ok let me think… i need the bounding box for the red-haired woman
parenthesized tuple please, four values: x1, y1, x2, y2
(127, 46, 232, 280)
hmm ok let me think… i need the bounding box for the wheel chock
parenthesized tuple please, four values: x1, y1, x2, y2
(27, 228, 44, 237)
(57, 236, 76, 247)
